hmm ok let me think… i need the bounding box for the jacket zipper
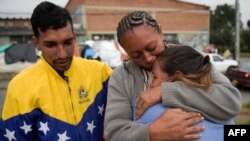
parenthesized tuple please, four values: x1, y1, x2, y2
(64, 77, 82, 141)
(64, 77, 77, 124)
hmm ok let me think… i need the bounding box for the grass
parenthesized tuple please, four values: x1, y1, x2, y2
(240, 52, 250, 58)
(240, 102, 250, 114)
(235, 102, 250, 125)
(237, 120, 250, 125)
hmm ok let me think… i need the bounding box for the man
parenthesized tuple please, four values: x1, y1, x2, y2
(0, 2, 111, 141)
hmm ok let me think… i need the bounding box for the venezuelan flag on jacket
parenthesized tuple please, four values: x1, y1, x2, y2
(0, 57, 112, 141)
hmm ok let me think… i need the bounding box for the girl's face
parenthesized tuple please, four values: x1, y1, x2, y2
(150, 60, 173, 88)
(119, 24, 165, 70)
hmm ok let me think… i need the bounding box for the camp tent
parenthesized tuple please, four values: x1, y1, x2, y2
(0, 43, 38, 73)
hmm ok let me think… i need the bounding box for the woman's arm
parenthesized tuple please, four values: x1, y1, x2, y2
(104, 66, 149, 141)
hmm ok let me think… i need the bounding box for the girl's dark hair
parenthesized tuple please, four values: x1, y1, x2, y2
(31, 1, 73, 37)
(117, 11, 161, 45)
(158, 46, 212, 89)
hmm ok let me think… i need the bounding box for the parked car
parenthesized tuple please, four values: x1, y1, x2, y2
(226, 63, 250, 87)
(207, 53, 238, 74)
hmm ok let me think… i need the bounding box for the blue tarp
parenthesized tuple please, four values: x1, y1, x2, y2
(0, 43, 13, 53)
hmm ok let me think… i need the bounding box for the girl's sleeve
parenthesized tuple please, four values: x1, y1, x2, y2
(161, 66, 242, 124)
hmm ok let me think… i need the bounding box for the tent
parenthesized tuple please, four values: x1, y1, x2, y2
(0, 43, 13, 53)
(0, 43, 38, 73)
(4, 43, 38, 64)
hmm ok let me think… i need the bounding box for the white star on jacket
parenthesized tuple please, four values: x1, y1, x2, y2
(20, 121, 32, 134)
(4, 129, 16, 141)
(57, 131, 71, 141)
(98, 104, 104, 116)
(38, 121, 50, 135)
(86, 120, 96, 134)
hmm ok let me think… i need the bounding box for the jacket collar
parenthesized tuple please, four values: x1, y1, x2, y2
(39, 55, 74, 80)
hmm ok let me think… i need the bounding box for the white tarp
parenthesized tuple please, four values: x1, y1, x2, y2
(91, 40, 125, 68)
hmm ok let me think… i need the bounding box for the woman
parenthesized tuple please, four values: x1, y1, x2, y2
(104, 10, 241, 141)
(135, 45, 235, 141)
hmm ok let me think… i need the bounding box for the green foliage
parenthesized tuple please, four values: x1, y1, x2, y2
(240, 29, 250, 52)
(210, 4, 238, 50)
(210, 4, 250, 53)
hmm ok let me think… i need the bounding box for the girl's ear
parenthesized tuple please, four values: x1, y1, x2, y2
(174, 71, 183, 78)
(169, 71, 182, 82)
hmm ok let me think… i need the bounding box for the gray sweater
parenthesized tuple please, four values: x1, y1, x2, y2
(104, 60, 242, 141)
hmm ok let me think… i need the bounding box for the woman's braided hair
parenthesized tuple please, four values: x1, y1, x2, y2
(117, 11, 161, 45)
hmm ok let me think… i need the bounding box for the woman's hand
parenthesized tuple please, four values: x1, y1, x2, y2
(149, 108, 204, 141)
(135, 86, 162, 119)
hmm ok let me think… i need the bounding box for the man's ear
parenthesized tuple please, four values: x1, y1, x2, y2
(32, 36, 40, 50)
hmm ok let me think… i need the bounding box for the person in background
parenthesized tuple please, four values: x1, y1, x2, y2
(104, 10, 241, 141)
(0, 1, 111, 141)
(81, 44, 96, 59)
(135, 45, 238, 141)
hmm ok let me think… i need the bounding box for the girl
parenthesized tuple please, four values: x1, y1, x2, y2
(135, 45, 235, 141)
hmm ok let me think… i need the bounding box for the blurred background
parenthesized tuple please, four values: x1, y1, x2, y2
(0, 0, 250, 124)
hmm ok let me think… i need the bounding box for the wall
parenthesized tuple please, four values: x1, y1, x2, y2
(0, 37, 10, 46)
(66, 0, 210, 46)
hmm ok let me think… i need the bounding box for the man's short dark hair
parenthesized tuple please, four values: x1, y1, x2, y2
(30, 1, 73, 37)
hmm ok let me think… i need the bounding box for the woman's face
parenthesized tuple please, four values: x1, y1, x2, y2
(119, 24, 165, 70)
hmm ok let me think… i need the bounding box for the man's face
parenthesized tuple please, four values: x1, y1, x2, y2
(33, 23, 75, 74)
(120, 24, 165, 70)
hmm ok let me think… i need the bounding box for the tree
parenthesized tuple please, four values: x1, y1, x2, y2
(242, 19, 250, 52)
(240, 29, 250, 52)
(210, 4, 239, 52)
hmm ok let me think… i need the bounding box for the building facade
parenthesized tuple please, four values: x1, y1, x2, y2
(0, 18, 32, 45)
(0, 0, 210, 50)
(0, 9, 85, 46)
(66, 0, 210, 50)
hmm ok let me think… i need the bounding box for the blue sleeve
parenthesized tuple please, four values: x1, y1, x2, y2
(0, 109, 42, 141)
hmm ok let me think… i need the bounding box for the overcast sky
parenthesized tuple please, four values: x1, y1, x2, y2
(182, 0, 250, 28)
(0, 0, 68, 13)
(0, 0, 249, 28)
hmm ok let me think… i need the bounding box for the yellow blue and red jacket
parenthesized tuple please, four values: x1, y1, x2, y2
(0, 56, 112, 141)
